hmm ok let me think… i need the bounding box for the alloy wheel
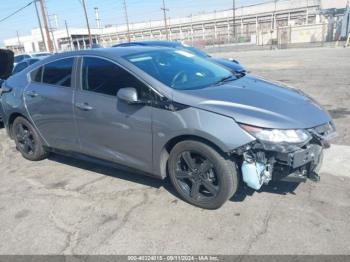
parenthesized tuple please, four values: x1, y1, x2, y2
(15, 123, 36, 155)
(175, 151, 219, 201)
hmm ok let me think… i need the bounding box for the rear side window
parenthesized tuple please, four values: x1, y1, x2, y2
(81, 57, 149, 98)
(30, 67, 43, 82)
(42, 58, 74, 87)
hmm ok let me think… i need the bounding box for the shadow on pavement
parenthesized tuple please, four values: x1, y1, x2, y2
(231, 181, 300, 202)
(48, 152, 301, 204)
(328, 107, 350, 119)
(48, 153, 176, 193)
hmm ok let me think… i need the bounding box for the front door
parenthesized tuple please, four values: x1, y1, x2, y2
(74, 56, 153, 172)
(24, 57, 79, 151)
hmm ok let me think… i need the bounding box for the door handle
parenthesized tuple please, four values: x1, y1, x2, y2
(75, 102, 93, 111)
(25, 91, 39, 98)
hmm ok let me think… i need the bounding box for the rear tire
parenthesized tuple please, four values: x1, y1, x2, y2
(168, 140, 238, 209)
(13, 117, 48, 161)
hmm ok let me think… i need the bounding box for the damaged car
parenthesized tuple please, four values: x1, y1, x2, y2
(0, 47, 336, 209)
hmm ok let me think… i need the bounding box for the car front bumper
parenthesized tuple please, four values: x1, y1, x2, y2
(234, 122, 336, 189)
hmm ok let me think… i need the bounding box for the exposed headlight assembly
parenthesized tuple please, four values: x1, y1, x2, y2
(240, 124, 311, 144)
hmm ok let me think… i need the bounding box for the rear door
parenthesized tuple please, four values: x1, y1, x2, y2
(24, 57, 79, 151)
(74, 56, 154, 172)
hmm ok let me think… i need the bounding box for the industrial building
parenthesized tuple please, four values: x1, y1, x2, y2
(3, 0, 350, 54)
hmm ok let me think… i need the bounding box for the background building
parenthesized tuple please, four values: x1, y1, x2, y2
(4, 0, 350, 54)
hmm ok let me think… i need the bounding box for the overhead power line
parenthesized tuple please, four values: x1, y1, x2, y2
(0, 1, 34, 23)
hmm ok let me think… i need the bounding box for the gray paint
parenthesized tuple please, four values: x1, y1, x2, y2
(0, 47, 332, 178)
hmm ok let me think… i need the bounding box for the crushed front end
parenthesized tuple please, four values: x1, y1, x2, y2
(232, 122, 337, 190)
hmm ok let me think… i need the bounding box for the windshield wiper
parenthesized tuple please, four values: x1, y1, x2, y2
(214, 75, 236, 85)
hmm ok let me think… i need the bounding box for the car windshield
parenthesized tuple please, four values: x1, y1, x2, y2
(124, 49, 235, 90)
(182, 45, 209, 58)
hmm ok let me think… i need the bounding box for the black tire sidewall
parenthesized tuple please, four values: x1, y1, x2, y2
(168, 140, 238, 209)
(13, 117, 47, 161)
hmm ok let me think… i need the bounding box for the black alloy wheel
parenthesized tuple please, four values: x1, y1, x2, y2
(168, 140, 238, 209)
(175, 151, 219, 201)
(13, 116, 48, 161)
(15, 123, 36, 155)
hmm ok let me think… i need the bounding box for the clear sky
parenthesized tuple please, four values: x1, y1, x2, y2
(0, 0, 269, 46)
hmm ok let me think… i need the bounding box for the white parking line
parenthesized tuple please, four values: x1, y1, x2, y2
(321, 144, 350, 177)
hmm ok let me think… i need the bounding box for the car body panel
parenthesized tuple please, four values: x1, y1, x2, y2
(0, 47, 333, 180)
(74, 89, 154, 173)
(24, 81, 79, 151)
(171, 75, 331, 129)
(151, 106, 255, 177)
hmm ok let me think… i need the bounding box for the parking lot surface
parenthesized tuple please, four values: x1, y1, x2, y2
(0, 47, 350, 255)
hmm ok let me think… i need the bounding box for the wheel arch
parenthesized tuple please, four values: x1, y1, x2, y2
(7, 112, 28, 138)
(158, 134, 229, 179)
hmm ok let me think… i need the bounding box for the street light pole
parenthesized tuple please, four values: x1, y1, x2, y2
(161, 0, 169, 40)
(232, 0, 236, 42)
(81, 0, 93, 47)
(122, 0, 131, 42)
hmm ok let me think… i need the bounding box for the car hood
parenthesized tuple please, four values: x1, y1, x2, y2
(172, 75, 331, 129)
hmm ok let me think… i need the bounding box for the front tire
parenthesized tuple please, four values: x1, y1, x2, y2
(168, 140, 238, 209)
(13, 117, 48, 161)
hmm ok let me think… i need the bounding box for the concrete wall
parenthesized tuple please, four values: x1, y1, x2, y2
(290, 23, 326, 43)
(321, 0, 348, 9)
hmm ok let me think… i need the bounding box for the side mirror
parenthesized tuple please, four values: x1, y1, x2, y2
(117, 87, 143, 104)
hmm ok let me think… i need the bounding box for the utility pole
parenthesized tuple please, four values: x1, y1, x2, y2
(273, 0, 278, 29)
(161, 0, 169, 40)
(232, 0, 236, 42)
(16, 31, 21, 48)
(122, 0, 131, 42)
(34, 0, 47, 52)
(65, 20, 73, 50)
(38, 0, 54, 52)
(306, 0, 309, 24)
(94, 7, 101, 29)
(81, 0, 93, 47)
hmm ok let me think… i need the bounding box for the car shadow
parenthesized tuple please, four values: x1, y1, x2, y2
(47, 153, 176, 193)
(230, 180, 300, 202)
(48, 153, 301, 203)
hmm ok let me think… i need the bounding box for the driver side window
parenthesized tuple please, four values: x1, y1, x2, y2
(81, 57, 151, 100)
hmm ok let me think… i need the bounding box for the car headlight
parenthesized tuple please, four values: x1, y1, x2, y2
(240, 124, 311, 144)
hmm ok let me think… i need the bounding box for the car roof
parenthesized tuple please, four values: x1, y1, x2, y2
(113, 41, 182, 48)
(44, 46, 171, 61)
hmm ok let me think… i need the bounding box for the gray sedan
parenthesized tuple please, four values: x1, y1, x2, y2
(0, 47, 336, 209)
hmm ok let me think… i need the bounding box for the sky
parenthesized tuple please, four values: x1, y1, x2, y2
(0, 0, 270, 46)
